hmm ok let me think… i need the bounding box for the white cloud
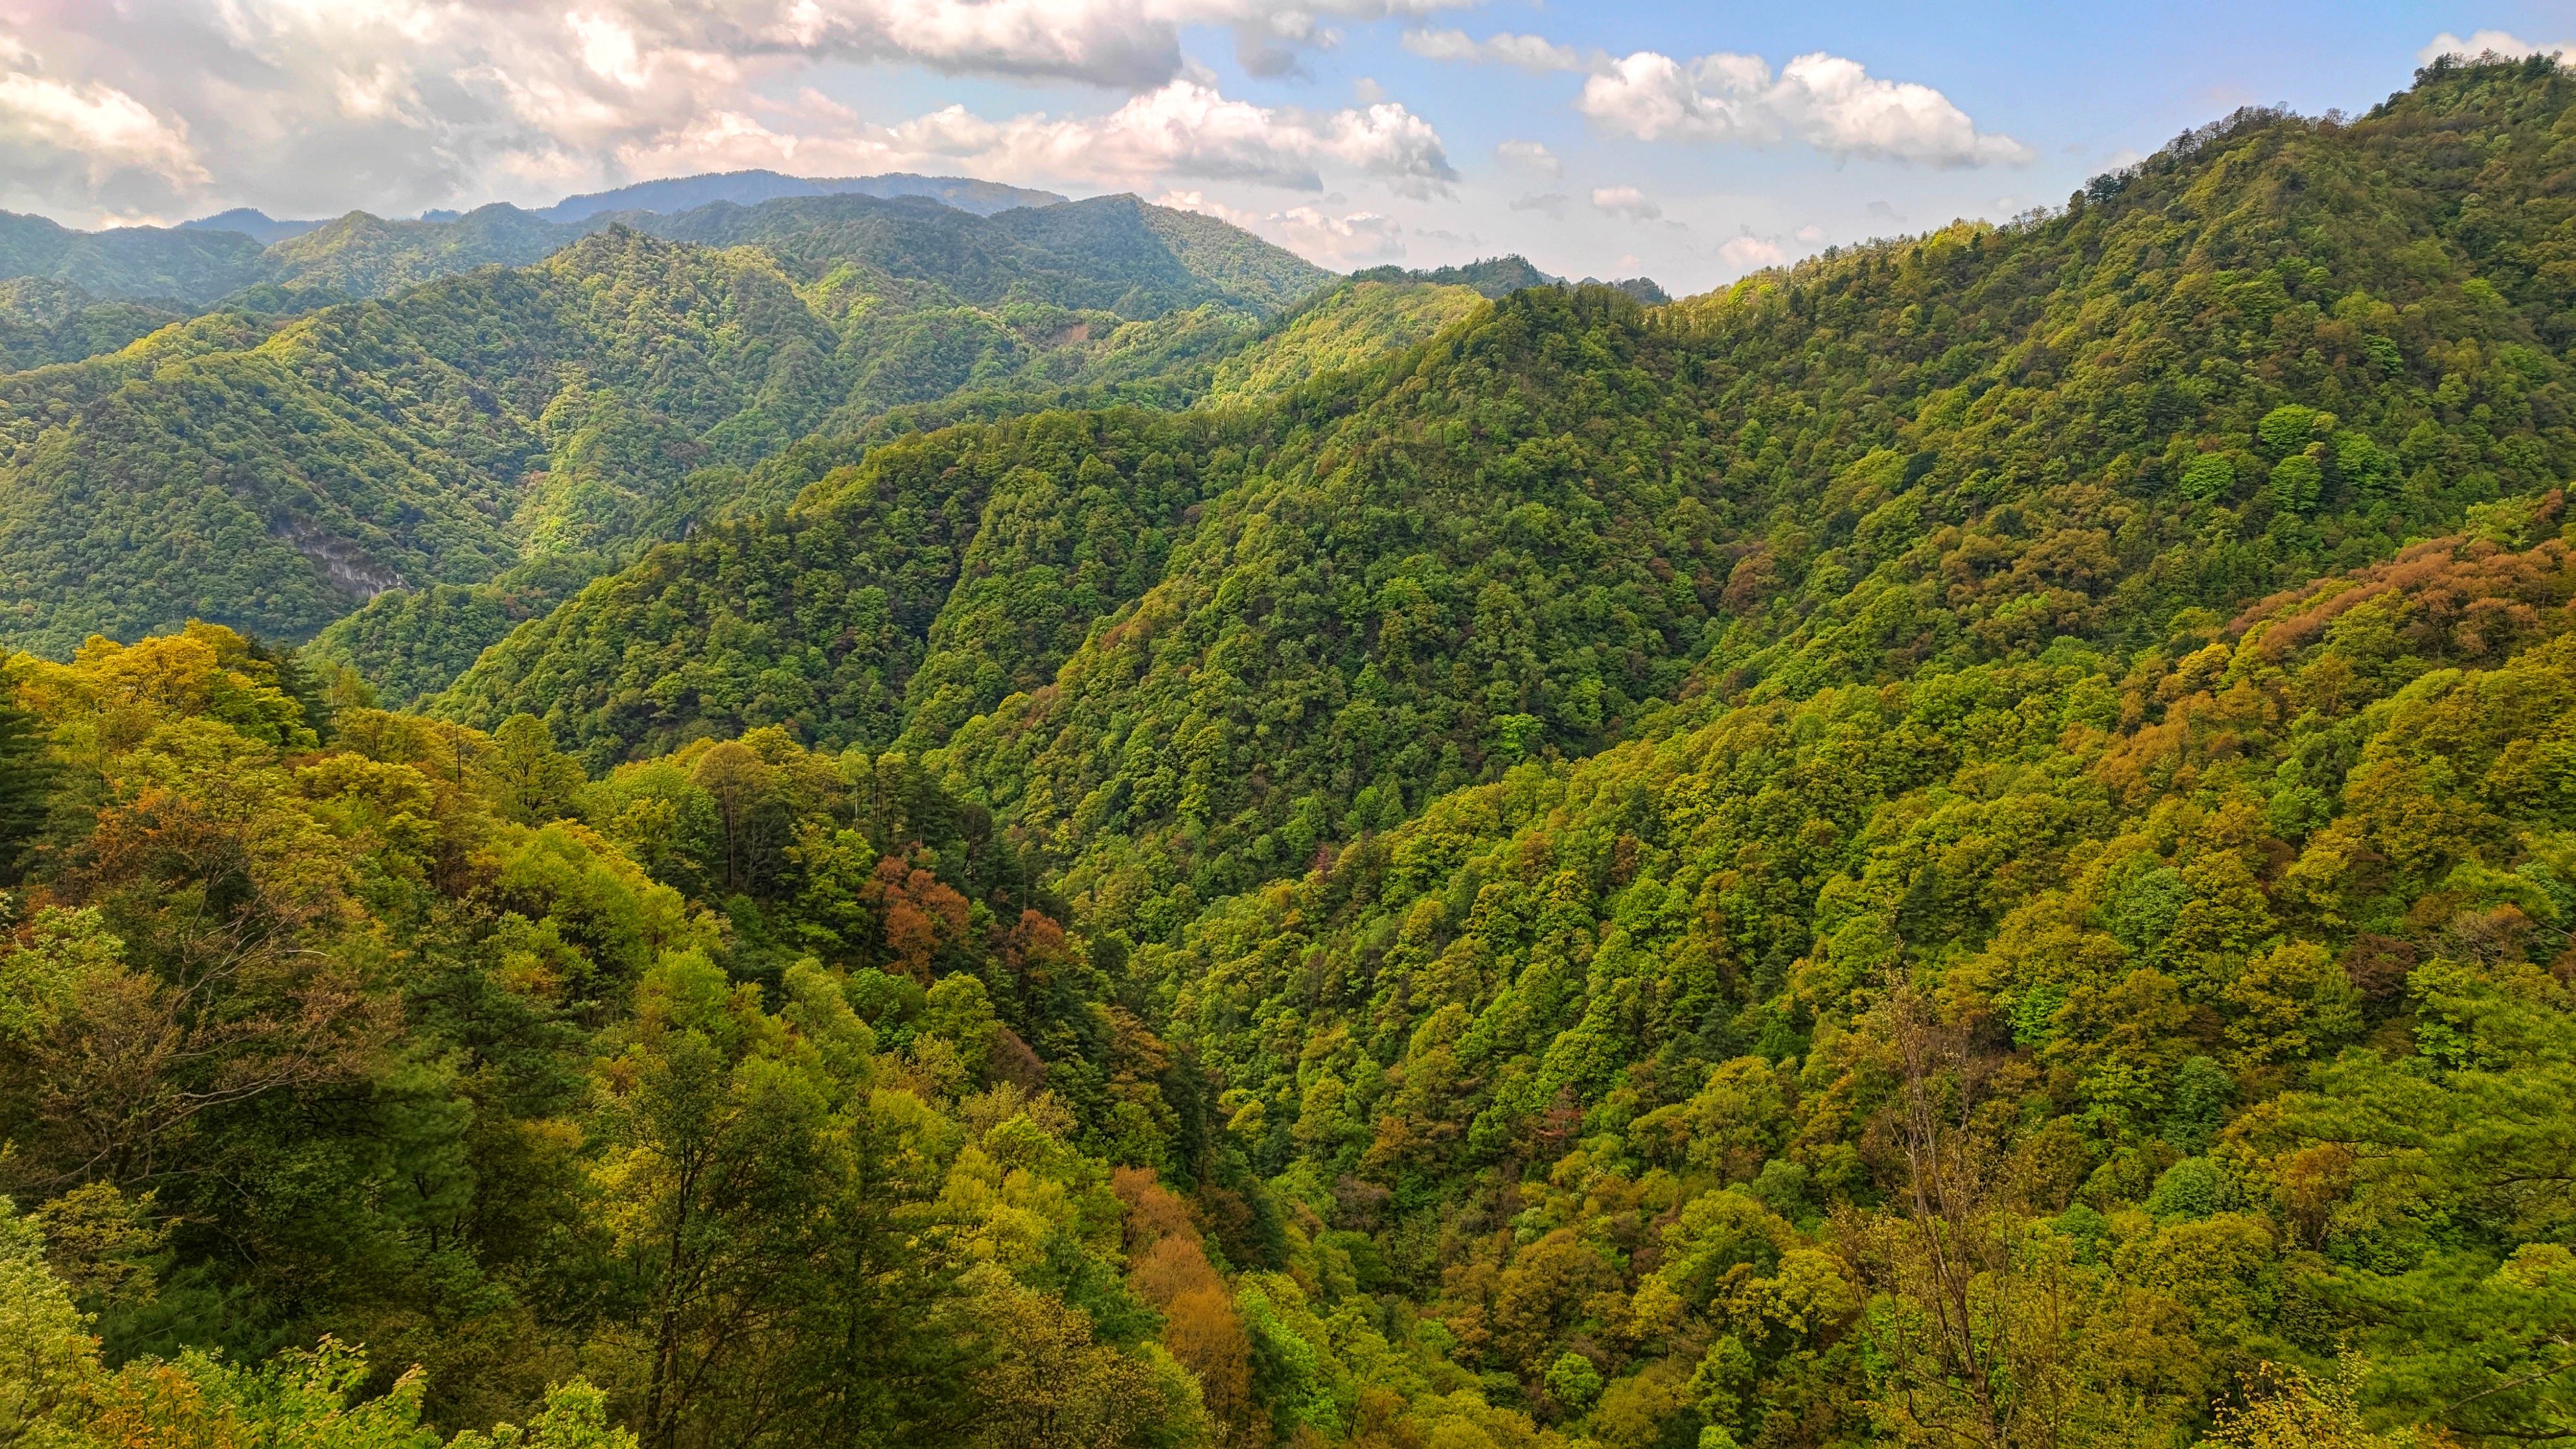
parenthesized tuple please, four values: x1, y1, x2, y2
(2420, 29, 2575, 64)
(1400, 29, 1583, 71)
(1509, 191, 1569, 217)
(601, 80, 1459, 199)
(1158, 188, 1406, 264)
(1793, 223, 1825, 243)
(1578, 49, 2031, 167)
(1591, 184, 1659, 220)
(0, 71, 206, 189)
(887, 82, 1455, 195)
(1718, 234, 1785, 270)
(1495, 139, 1562, 177)
(0, 0, 1471, 222)
(1270, 203, 1406, 262)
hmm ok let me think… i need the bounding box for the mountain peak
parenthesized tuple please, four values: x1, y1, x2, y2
(179, 208, 327, 245)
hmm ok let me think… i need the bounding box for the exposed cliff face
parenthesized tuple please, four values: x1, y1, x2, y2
(277, 517, 406, 601)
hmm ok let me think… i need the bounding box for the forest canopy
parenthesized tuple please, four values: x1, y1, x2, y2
(6, 50, 2576, 1449)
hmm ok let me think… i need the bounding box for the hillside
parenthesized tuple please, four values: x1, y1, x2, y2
(1201, 279, 1489, 406)
(633, 192, 1331, 315)
(14, 49, 2576, 1449)
(258, 204, 588, 297)
(445, 65, 2576, 943)
(0, 210, 269, 303)
(408, 60, 2576, 1441)
(0, 228, 867, 654)
(0, 279, 185, 371)
(0, 192, 1349, 689)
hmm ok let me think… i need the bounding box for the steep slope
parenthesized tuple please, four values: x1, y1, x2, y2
(0, 230, 847, 652)
(0, 190, 1351, 672)
(939, 76, 2576, 937)
(424, 279, 1514, 760)
(1200, 279, 1487, 406)
(430, 410, 1249, 762)
(1085, 62, 2576, 1448)
(302, 210, 1339, 700)
(435, 63, 2576, 958)
(22, 58, 2576, 1449)
(0, 279, 185, 371)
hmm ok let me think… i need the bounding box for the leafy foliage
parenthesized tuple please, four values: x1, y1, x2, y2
(1200, 280, 1487, 406)
(432, 410, 1248, 765)
(14, 52, 2576, 1449)
(0, 198, 1344, 678)
(0, 280, 185, 372)
(258, 204, 588, 299)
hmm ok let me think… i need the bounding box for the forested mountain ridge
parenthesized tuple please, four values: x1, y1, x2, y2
(0, 195, 1337, 677)
(631, 192, 1331, 317)
(258, 204, 590, 299)
(0, 279, 186, 373)
(8, 49, 2576, 1449)
(0, 172, 1078, 310)
(966, 58, 2576, 938)
(536, 167, 1068, 221)
(0, 229, 845, 654)
(449, 58, 2576, 961)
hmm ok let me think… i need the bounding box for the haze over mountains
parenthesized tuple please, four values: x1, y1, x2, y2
(6, 53, 2576, 1449)
(0, 169, 1095, 308)
(528, 169, 1069, 223)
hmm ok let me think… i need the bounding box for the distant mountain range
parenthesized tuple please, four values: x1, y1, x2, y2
(530, 169, 1067, 221)
(0, 173, 1661, 339)
(0, 172, 1085, 318)
(179, 208, 327, 245)
(0, 188, 1349, 680)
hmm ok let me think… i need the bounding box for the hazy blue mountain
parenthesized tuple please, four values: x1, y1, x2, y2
(632, 192, 1331, 315)
(180, 208, 327, 245)
(538, 169, 1067, 223)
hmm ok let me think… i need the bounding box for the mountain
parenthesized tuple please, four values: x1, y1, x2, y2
(257, 203, 586, 297)
(630, 192, 1331, 314)
(21, 51, 2576, 1449)
(0, 193, 1344, 682)
(0, 205, 577, 306)
(0, 229, 850, 654)
(399, 58, 2576, 1444)
(180, 207, 327, 244)
(1353, 255, 1667, 305)
(0, 210, 269, 303)
(538, 167, 1068, 221)
(1585, 273, 1670, 304)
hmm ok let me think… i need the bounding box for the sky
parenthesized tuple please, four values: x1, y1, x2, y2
(1, 1, 2572, 295)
